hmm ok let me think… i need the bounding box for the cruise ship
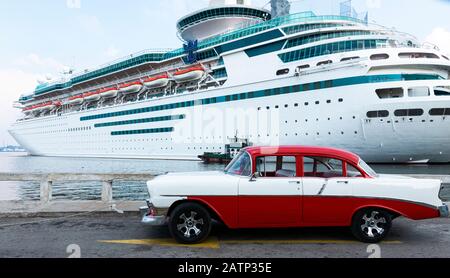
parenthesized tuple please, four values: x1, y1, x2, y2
(9, 0, 450, 163)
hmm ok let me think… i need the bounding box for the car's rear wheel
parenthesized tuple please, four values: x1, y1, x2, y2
(351, 208, 392, 243)
(168, 203, 212, 244)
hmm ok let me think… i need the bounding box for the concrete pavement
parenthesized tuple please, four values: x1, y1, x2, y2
(0, 213, 449, 258)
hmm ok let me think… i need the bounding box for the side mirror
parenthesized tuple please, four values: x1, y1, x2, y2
(249, 172, 260, 182)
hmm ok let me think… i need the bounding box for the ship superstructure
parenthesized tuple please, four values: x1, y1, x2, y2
(9, 0, 450, 163)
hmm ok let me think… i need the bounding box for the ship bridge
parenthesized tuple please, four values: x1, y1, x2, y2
(177, 0, 271, 41)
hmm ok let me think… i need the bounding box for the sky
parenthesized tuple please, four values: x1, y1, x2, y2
(1, 0, 450, 145)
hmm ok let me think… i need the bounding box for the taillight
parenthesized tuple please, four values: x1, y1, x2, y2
(147, 207, 157, 216)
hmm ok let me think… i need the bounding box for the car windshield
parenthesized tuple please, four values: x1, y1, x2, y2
(224, 151, 252, 176)
(358, 159, 378, 177)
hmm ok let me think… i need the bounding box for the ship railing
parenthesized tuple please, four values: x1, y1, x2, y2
(27, 49, 175, 95)
(0, 172, 156, 214)
(30, 60, 186, 106)
(69, 48, 174, 78)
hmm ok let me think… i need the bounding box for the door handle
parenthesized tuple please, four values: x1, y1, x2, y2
(289, 181, 301, 184)
(337, 181, 349, 184)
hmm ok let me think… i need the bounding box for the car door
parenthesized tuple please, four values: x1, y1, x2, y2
(301, 156, 355, 225)
(238, 155, 302, 228)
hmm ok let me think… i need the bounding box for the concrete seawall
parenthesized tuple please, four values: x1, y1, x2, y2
(0, 172, 155, 215)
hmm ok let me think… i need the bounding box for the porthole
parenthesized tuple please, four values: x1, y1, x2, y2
(276, 68, 290, 75)
(370, 53, 389, 60)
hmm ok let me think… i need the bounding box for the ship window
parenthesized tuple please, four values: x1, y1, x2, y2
(376, 88, 404, 99)
(442, 55, 449, 60)
(317, 60, 332, 66)
(408, 86, 430, 97)
(370, 54, 389, 60)
(399, 52, 439, 59)
(296, 64, 310, 71)
(394, 109, 424, 117)
(341, 56, 360, 62)
(367, 110, 389, 118)
(429, 108, 450, 116)
(276, 68, 290, 75)
(434, 86, 450, 96)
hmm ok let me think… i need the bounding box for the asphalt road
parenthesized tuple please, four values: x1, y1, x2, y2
(0, 213, 449, 258)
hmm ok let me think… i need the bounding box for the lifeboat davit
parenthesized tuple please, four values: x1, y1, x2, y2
(173, 66, 204, 83)
(143, 74, 170, 89)
(83, 91, 101, 102)
(99, 87, 119, 98)
(67, 95, 84, 105)
(30, 105, 40, 113)
(119, 81, 143, 94)
(22, 106, 33, 114)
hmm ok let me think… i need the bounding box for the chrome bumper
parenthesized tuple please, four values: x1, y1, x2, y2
(141, 214, 168, 226)
(140, 200, 168, 226)
(439, 204, 449, 218)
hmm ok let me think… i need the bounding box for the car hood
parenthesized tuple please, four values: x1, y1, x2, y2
(148, 171, 239, 199)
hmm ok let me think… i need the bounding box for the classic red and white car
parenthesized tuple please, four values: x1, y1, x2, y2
(141, 146, 448, 244)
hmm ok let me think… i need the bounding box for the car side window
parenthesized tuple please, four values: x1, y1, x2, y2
(303, 156, 344, 178)
(256, 156, 297, 178)
(346, 163, 364, 178)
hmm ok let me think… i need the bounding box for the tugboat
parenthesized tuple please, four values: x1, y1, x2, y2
(198, 135, 252, 164)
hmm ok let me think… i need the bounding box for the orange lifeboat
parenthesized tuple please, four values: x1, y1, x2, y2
(32, 101, 54, 112)
(42, 101, 57, 111)
(83, 91, 101, 102)
(98, 87, 119, 98)
(143, 74, 169, 89)
(67, 95, 84, 105)
(173, 66, 204, 83)
(118, 81, 143, 94)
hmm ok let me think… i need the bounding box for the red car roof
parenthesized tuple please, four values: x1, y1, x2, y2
(243, 146, 361, 164)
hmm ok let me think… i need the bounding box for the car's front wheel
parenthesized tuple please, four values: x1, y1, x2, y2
(351, 208, 392, 243)
(168, 202, 212, 244)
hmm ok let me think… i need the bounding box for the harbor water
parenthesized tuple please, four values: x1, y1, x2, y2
(0, 152, 449, 201)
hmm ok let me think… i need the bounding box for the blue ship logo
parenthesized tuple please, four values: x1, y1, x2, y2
(183, 40, 198, 64)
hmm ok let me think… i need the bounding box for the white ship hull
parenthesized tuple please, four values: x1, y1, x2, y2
(9, 71, 450, 163)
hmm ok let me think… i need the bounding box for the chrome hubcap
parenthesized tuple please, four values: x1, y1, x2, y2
(361, 211, 386, 238)
(177, 211, 204, 238)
